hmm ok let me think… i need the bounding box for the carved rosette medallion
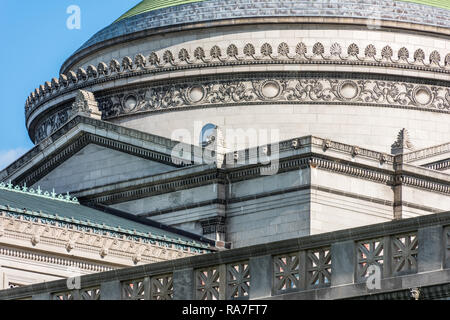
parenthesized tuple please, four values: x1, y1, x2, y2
(260, 80, 282, 100)
(123, 94, 139, 112)
(412, 86, 433, 106)
(338, 80, 359, 100)
(187, 86, 206, 104)
(94, 77, 450, 120)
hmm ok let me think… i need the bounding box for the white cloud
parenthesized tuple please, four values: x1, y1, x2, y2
(0, 148, 28, 171)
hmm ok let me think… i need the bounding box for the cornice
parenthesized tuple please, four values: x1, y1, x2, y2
(0, 212, 202, 268)
(424, 159, 450, 171)
(78, 153, 449, 206)
(0, 246, 115, 274)
(400, 142, 450, 163)
(29, 71, 450, 144)
(0, 203, 209, 252)
(27, 41, 450, 132)
(4, 124, 449, 209)
(82, 169, 226, 205)
(12, 132, 182, 188)
(0, 115, 197, 183)
(227, 136, 395, 167)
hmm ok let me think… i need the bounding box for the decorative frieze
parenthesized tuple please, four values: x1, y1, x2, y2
(34, 106, 72, 144)
(0, 246, 113, 273)
(91, 77, 450, 120)
(26, 41, 450, 120)
(0, 209, 205, 266)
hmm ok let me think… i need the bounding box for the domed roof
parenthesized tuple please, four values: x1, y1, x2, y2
(118, 0, 450, 21)
(116, 0, 206, 22)
(61, 0, 450, 73)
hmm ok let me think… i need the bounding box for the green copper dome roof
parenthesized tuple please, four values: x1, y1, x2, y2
(117, 0, 449, 21)
(402, 0, 450, 9)
(63, 0, 450, 73)
(117, 0, 206, 21)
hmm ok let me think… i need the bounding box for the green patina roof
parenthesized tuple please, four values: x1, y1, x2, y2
(0, 183, 211, 251)
(117, 0, 449, 21)
(401, 0, 450, 9)
(117, 0, 205, 21)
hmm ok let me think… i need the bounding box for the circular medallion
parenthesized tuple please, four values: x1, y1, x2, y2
(413, 87, 432, 106)
(188, 86, 205, 103)
(123, 94, 138, 111)
(261, 81, 281, 99)
(339, 81, 359, 100)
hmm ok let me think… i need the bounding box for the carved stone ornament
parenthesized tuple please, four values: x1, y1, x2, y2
(71, 90, 102, 120)
(391, 128, 414, 155)
(0, 213, 203, 270)
(95, 78, 450, 120)
(26, 42, 449, 118)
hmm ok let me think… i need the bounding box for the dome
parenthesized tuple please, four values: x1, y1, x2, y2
(26, 0, 450, 155)
(116, 0, 206, 22)
(117, 0, 450, 22)
(62, 0, 450, 73)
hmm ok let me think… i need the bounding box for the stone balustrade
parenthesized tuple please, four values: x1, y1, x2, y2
(1, 211, 449, 300)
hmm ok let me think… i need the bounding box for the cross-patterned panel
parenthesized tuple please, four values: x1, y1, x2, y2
(196, 267, 221, 300)
(273, 253, 300, 294)
(392, 233, 418, 275)
(122, 279, 146, 300)
(53, 292, 74, 300)
(356, 238, 384, 282)
(53, 288, 100, 300)
(307, 247, 331, 288)
(80, 287, 100, 300)
(151, 274, 173, 300)
(227, 262, 250, 299)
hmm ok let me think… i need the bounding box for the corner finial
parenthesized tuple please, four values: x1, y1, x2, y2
(391, 128, 414, 155)
(71, 89, 102, 120)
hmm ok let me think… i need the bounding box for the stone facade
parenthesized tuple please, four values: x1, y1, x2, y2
(1, 0, 449, 295)
(2, 115, 448, 249)
(1, 211, 450, 300)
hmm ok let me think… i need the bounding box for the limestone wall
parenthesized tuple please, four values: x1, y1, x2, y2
(112, 104, 450, 154)
(34, 144, 173, 193)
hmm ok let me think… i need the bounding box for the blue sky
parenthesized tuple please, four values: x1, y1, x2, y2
(0, 0, 141, 169)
